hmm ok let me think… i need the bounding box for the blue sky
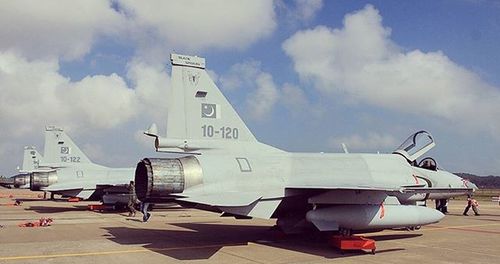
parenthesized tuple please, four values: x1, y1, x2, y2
(1, 0, 499, 176)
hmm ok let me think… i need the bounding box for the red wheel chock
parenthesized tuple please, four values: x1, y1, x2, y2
(330, 235, 376, 254)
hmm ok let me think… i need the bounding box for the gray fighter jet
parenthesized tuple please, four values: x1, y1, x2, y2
(136, 54, 475, 234)
(0, 146, 43, 189)
(13, 126, 134, 201)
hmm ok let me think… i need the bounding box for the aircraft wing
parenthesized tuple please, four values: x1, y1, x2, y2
(177, 192, 262, 207)
(401, 187, 474, 193)
(173, 185, 284, 219)
(43, 181, 96, 192)
(286, 185, 473, 194)
(286, 185, 402, 192)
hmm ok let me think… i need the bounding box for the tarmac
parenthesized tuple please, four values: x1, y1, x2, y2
(0, 188, 499, 264)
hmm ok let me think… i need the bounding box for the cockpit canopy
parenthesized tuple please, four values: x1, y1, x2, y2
(419, 157, 438, 171)
(393, 130, 435, 162)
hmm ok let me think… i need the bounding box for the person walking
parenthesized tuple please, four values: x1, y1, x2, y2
(440, 199, 448, 214)
(141, 201, 151, 222)
(127, 181, 137, 217)
(463, 195, 480, 216)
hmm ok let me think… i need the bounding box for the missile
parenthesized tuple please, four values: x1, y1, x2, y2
(306, 204, 444, 231)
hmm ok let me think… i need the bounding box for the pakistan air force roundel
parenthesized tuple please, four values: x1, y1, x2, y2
(201, 103, 217, 118)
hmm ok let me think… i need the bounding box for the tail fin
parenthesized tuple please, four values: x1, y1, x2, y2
(151, 54, 257, 152)
(20, 146, 43, 172)
(43, 126, 92, 164)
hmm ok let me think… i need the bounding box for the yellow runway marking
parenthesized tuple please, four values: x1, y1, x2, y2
(0, 243, 235, 261)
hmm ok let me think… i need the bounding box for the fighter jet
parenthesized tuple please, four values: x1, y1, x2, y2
(135, 54, 475, 235)
(0, 146, 43, 189)
(21, 126, 134, 201)
(0, 176, 14, 188)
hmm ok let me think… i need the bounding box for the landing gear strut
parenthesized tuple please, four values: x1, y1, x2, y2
(339, 228, 352, 236)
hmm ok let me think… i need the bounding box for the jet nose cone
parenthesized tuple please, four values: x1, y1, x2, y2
(468, 182, 479, 192)
(460, 178, 479, 192)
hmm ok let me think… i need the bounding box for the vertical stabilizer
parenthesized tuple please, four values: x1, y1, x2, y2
(20, 146, 43, 172)
(161, 54, 256, 151)
(43, 126, 92, 164)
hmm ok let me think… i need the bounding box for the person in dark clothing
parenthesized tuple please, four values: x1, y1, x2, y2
(463, 195, 480, 216)
(436, 199, 448, 214)
(435, 199, 442, 211)
(141, 202, 151, 222)
(441, 199, 448, 214)
(127, 181, 137, 217)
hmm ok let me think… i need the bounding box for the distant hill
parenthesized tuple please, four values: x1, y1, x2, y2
(455, 173, 500, 189)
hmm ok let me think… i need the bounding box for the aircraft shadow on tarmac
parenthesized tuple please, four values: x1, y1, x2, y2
(18, 201, 195, 214)
(23, 205, 89, 213)
(104, 222, 413, 260)
(9, 198, 46, 202)
(365, 233, 422, 241)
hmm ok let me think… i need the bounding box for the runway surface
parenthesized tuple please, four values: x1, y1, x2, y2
(1, 188, 499, 264)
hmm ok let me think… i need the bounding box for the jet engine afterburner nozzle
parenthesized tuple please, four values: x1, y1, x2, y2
(135, 156, 203, 202)
(13, 174, 31, 188)
(30, 171, 57, 191)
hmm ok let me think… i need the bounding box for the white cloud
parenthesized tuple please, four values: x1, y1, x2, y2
(117, 0, 276, 54)
(246, 72, 280, 120)
(281, 83, 309, 110)
(277, 0, 323, 24)
(219, 60, 279, 120)
(0, 1, 277, 62)
(221, 60, 322, 120)
(281, 83, 324, 119)
(0, 52, 173, 175)
(293, 0, 324, 21)
(0, 52, 138, 139)
(219, 60, 262, 91)
(63, 74, 138, 128)
(126, 59, 170, 121)
(0, 0, 125, 60)
(283, 4, 500, 139)
(329, 133, 399, 152)
(0, 1, 281, 175)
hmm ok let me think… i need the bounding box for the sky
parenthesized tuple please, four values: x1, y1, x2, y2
(1, 0, 500, 176)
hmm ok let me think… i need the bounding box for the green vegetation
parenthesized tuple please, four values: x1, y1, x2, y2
(455, 173, 500, 188)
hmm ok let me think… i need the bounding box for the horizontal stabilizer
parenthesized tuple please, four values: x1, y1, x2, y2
(77, 190, 96, 200)
(28, 168, 59, 173)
